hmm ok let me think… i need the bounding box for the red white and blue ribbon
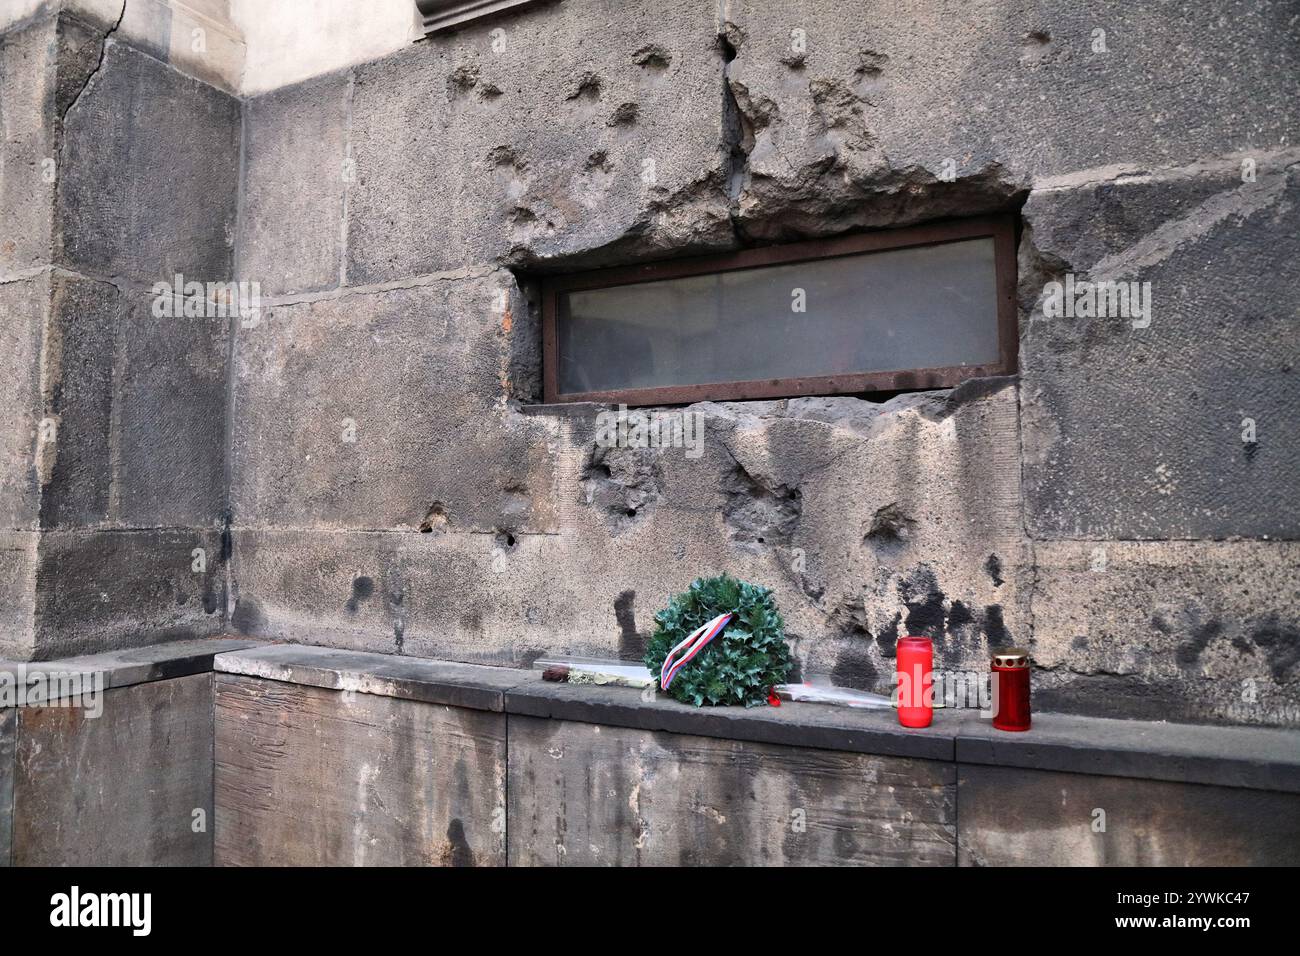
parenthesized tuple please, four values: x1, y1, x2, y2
(660, 612, 734, 691)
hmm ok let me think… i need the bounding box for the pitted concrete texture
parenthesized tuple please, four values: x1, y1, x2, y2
(2, 1, 1297, 726)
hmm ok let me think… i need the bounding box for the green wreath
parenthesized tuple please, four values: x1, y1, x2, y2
(644, 574, 792, 707)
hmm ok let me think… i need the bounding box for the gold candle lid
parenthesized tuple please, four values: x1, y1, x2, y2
(991, 648, 1030, 668)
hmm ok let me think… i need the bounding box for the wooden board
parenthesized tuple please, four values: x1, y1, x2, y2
(507, 714, 956, 866)
(958, 764, 1300, 866)
(12, 673, 214, 865)
(215, 673, 506, 866)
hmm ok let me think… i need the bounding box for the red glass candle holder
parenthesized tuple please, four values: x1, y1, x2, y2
(991, 648, 1031, 731)
(895, 636, 934, 728)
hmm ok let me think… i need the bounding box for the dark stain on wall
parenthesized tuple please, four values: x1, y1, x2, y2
(615, 589, 647, 661)
(346, 576, 374, 613)
(899, 565, 946, 639)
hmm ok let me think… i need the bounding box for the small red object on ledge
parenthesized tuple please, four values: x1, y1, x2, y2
(991, 648, 1031, 732)
(895, 636, 934, 728)
(767, 687, 781, 707)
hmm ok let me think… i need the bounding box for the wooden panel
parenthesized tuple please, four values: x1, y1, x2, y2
(215, 673, 506, 866)
(507, 715, 956, 866)
(13, 673, 214, 865)
(958, 764, 1300, 866)
(0, 708, 12, 867)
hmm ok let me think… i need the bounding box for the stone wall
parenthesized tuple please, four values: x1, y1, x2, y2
(1, 4, 237, 660)
(225, 0, 1300, 727)
(2, 1, 1297, 727)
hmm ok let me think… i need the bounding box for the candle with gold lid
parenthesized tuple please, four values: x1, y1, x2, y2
(991, 648, 1031, 732)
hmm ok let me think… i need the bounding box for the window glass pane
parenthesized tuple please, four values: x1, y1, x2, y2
(556, 237, 1000, 396)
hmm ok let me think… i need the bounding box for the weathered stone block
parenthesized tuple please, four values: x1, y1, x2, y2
(239, 71, 349, 297)
(720, 0, 1300, 239)
(1029, 540, 1300, 726)
(957, 764, 1300, 866)
(37, 273, 118, 528)
(116, 296, 228, 528)
(55, 38, 240, 284)
(0, 276, 46, 531)
(507, 714, 956, 865)
(0, 14, 57, 275)
(11, 672, 214, 865)
(31, 528, 226, 660)
(1021, 160, 1300, 539)
(214, 672, 507, 866)
(345, 0, 734, 283)
(0, 532, 38, 661)
(229, 276, 557, 532)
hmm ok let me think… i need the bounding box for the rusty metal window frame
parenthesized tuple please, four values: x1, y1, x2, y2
(541, 214, 1019, 406)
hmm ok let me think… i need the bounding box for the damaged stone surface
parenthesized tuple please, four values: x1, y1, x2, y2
(343, 0, 736, 283)
(3, 1, 1298, 726)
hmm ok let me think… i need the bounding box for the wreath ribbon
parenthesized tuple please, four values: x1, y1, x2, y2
(659, 612, 734, 691)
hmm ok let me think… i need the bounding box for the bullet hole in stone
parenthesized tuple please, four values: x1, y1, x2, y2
(447, 64, 479, 98)
(346, 576, 374, 613)
(566, 73, 602, 101)
(864, 502, 916, 559)
(1020, 31, 1054, 66)
(488, 144, 524, 169)
(419, 502, 449, 533)
(581, 444, 661, 533)
(607, 102, 639, 127)
(495, 530, 517, 550)
(632, 44, 672, 70)
(715, 28, 739, 63)
(985, 553, 1004, 587)
(722, 462, 800, 549)
(585, 149, 612, 172)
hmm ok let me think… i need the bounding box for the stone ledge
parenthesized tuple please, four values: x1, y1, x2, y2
(503, 675, 957, 762)
(955, 711, 1300, 793)
(1, 637, 260, 702)
(212, 642, 523, 712)
(32, 639, 1286, 795)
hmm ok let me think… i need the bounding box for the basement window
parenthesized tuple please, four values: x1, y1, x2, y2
(541, 215, 1017, 405)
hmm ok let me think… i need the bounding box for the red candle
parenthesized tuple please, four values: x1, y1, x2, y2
(991, 648, 1031, 731)
(895, 636, 934, 728)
